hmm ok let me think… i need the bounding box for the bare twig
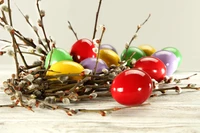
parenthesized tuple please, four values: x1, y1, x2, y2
(68, 77, 91, 93)
(36, 0, 50, 51)
(177, 73, 197, 81)
(122, 14, 151, 60)
(47, 47, 54, 69)
(93, 26, 105, 75)
(68, 21, 78, 40)
(14, 3, 48, 52)
(0, 39, 11, 43)
(92, 0, 103, 40)
(79, 103, 150, 116)
(7, 0, 20, 79)
(153, 84, 200, 93)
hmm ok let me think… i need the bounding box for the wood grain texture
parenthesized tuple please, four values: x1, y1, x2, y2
(0, 68, 200, 133)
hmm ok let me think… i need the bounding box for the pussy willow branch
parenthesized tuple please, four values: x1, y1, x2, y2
(1, 15, 36, 49)
(1, 10, 8, 24)
(47, 47, 54, 69)
(123, 14, 151, 59)
(0, 38, 11, 43)
(68, 77, 91, 93)
(178, 73, 197, 81)
(68, 21, 78, 40)
(92, 0, 103, 40)
(7, 0, 19, 78)
(153, 84, 200, 93)
(36, 0, 50, 51)
(78, 103, 150, 116)
(93, 27, 105, 75)
(14, 3, 48, 52)
(19, 51, 43, 57)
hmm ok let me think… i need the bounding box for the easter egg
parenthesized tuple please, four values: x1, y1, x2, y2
(121, 46, 146, 67)
(80, 58, 108, 74)
(134, 57, 166, 82)
(138, 44, 156, 56)
(46, 60, 84, 80)
(162, 47, 182, 67)
(99, 49, 120, 67)
(70, 38, 96, 63)
(110, 68, 153, 106)
(44, 48, 72, 69)
(100, 44, 118, 54)
(152, 50, 178, 77)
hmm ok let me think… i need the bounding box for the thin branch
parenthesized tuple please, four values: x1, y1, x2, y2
(19, 51, 43, 57)
(178, 73, 197, 81)
(68, 77, 91, 93)
(153, 85, 200, 93)
(0, 39, 11, 43)
(122, 14, 151, 60)
(47, 47, 54, 69)
(93, 26, 105, 75)
(36, 0, 50, 51)
(68, 21, 78, 40)
(1, 10, 8, 24)
(14, 3, 48, 52)
(92, 0, 103, 40)
(7, 0, 19, 79)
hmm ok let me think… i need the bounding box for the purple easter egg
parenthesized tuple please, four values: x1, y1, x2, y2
(80, 58, 108, 73)
(100, 44, 118, 54)
(152, 50, 178, 76)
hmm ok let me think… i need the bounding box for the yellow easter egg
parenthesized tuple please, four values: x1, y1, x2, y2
(138, 44, 156, 56)
(46, 60, 84, 80)
(99, 49, 120, 67)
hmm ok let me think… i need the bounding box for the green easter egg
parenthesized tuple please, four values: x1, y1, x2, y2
(45, 48, 72, 69)
(162, 47, 182, 67)
(121, 46, 146, 67)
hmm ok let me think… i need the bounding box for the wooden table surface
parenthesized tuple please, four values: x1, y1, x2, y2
(0, 66, 200, 133)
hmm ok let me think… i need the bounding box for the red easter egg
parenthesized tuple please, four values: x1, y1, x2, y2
(134, 57, 166, 82)
(110, 68, 153, 106)
(70, 38, 96, 63)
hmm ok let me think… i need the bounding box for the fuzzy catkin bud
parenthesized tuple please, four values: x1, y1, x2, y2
(28, 99, 36, 107)
(89, 93, 97, 99)
(7, 49, 14, 57)
(137, 24, 141, 29)
(68, 25, 72, 30)
(27, 47, 36, 53)
(1, 4, 9, 12)
(133, 33, 138, 39)
(0, 0, 4, 5)
(24, 74, 34, 82)
(25, 15, 29, 21)
(125, 42, 129, 49)
(102, 68, 108, 74)
(38, 19, 42, 27)
(36, 45, 43, 53)
(3, 81, 8, 88)
(32, 26, 38, 32)
(175, 86, 182, 94)
(62, 98, 70, 104)
(40, 10, 45, 17)
(92, 47, 98, 54)
(83, 69, 92, 75)
(4, 25, 14, 33)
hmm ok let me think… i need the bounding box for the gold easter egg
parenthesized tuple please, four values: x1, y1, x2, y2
(99, 49, 120, 67)
(46, 60, 84, 80)
(138, 44, 156, 56)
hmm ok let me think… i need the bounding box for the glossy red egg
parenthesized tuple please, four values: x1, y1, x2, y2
(70, 38, 97, 63)
(134, 57, 166, 82)
(110, 69, 153, 106)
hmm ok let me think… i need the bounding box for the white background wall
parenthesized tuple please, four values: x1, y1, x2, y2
(0, 0, 200, 71)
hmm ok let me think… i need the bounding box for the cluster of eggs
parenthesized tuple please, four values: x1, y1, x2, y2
(44, 38, 182, 106)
